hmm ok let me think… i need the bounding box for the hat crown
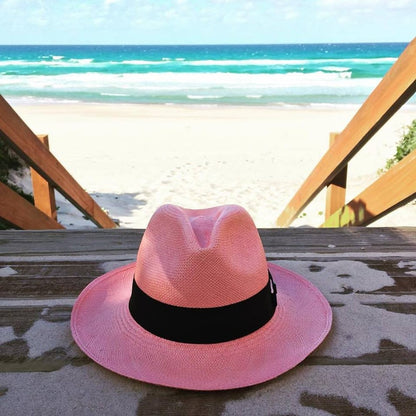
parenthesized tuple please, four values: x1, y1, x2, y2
(135, 204, 269, 307)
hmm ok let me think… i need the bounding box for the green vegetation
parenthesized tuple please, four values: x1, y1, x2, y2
(0, 138, 21, 182)
(0, 137, 34, 229)
(383, 119, 416, 171)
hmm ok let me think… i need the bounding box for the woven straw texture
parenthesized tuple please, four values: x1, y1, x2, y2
(135, 205, 268, 307)
(71, 204, 332, 390)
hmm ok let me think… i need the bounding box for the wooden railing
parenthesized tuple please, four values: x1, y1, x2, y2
(277, 37, 416, 227)
(0, 96, 117, 229)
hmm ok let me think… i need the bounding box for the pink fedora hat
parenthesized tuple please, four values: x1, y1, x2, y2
(71, 204, 332, 390)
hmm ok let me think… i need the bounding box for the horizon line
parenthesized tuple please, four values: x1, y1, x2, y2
(0, 41, 410, 47)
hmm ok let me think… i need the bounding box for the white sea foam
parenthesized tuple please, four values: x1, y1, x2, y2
(116, 70, 357, 87)
(121, 60, 169, 65)
(321, 66, 351, 72)
(0, 60, 28, 66)
(68, 58, 94, 64)
(340, 57, 397, 64)
(0, 56, 397, 70)
(0, 70, 382, 107)
(185, 57, 397, 66)
(0, 59, 97, 67)
(188, 59, 310, 66)
(187, 95, 224, 99)
(0, 71, 377, 91)
(100, 92, 130, 97)
(8, 96, 81, 104)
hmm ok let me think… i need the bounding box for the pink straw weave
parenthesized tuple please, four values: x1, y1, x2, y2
(71, 204, 332, 390)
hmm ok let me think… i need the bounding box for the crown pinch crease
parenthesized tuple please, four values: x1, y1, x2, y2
(134, 204, 269, 308)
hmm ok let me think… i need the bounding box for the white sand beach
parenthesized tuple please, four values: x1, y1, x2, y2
(11, 103, 416, 229)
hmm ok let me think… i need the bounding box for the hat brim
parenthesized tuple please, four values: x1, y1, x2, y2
(71, 262, 332, 390)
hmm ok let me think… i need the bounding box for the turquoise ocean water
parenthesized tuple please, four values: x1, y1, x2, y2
(0, 43, 412, 106)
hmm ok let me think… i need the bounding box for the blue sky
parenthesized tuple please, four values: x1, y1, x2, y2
(0, 0, 414, 44)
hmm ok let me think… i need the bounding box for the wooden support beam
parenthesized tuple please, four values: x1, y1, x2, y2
(0, 181, 64, 230)
(30, 135, 57, 220)
(277, 37, 416, 227)
(0, 96, 116, 228)
(321, 149, 416, 227)
(325, 132, 347, 220)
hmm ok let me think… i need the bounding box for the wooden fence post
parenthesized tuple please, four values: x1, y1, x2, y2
(322, 148, 416, 227)
(30, 135, 57, 220)
(325, 132, 347, 220)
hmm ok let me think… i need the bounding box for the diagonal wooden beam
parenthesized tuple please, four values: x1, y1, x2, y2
(0, 96, 116, 228)
(321, 149, 416, 227)
(277, 37, 416, 227)
(0, 182, 64, 230)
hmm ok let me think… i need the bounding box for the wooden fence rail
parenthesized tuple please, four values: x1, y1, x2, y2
(0, 181, 64, 229)
(276, 37, 416, 227)
(322, 148, 416, 227)
(0, 96, 116, 229)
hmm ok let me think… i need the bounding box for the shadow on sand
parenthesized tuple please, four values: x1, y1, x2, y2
(55, 191, 147, 228)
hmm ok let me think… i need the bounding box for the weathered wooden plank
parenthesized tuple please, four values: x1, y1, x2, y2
(261, 227, 416, 254)
(30, 135, 57, 220)
(277, 37, 416, 227)
(309, 339, 416, 365)
(298, 385, 416, 416)
(0, 229, 144, 257)
(4, 274, 410, 298)
(322, 148, 416, 227)
(0, 270, 101, 298)
(2, 258, 414, 298)
(0, 365, 414, 415)
(0, 228, 415, 257)
(0, 95, 116, 229)
(0, 306, 73, 337)
(1, 301, 415, 371)
(0, 182, 64, 230)
(325, 132, 348, 220)
(1, 340, 414, 373)
(0, 229, 415, 414)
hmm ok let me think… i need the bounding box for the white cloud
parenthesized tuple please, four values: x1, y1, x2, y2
(316, 0, 416, 25)
(285, 10, 298, 20)
(211, 0, 237, 3)
(0, 0, 413, 43)
(93, 17, 105, 25)
(318, 0, 379, 7)
(386, 0, 411, 8)
(29, 13, 48, 26)
(165, 8, 179, 19)
(318, 0, 414, 10)
(243, 1, 253, 10)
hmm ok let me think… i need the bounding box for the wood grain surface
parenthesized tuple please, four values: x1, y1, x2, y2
(0, 228, 415, 415)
